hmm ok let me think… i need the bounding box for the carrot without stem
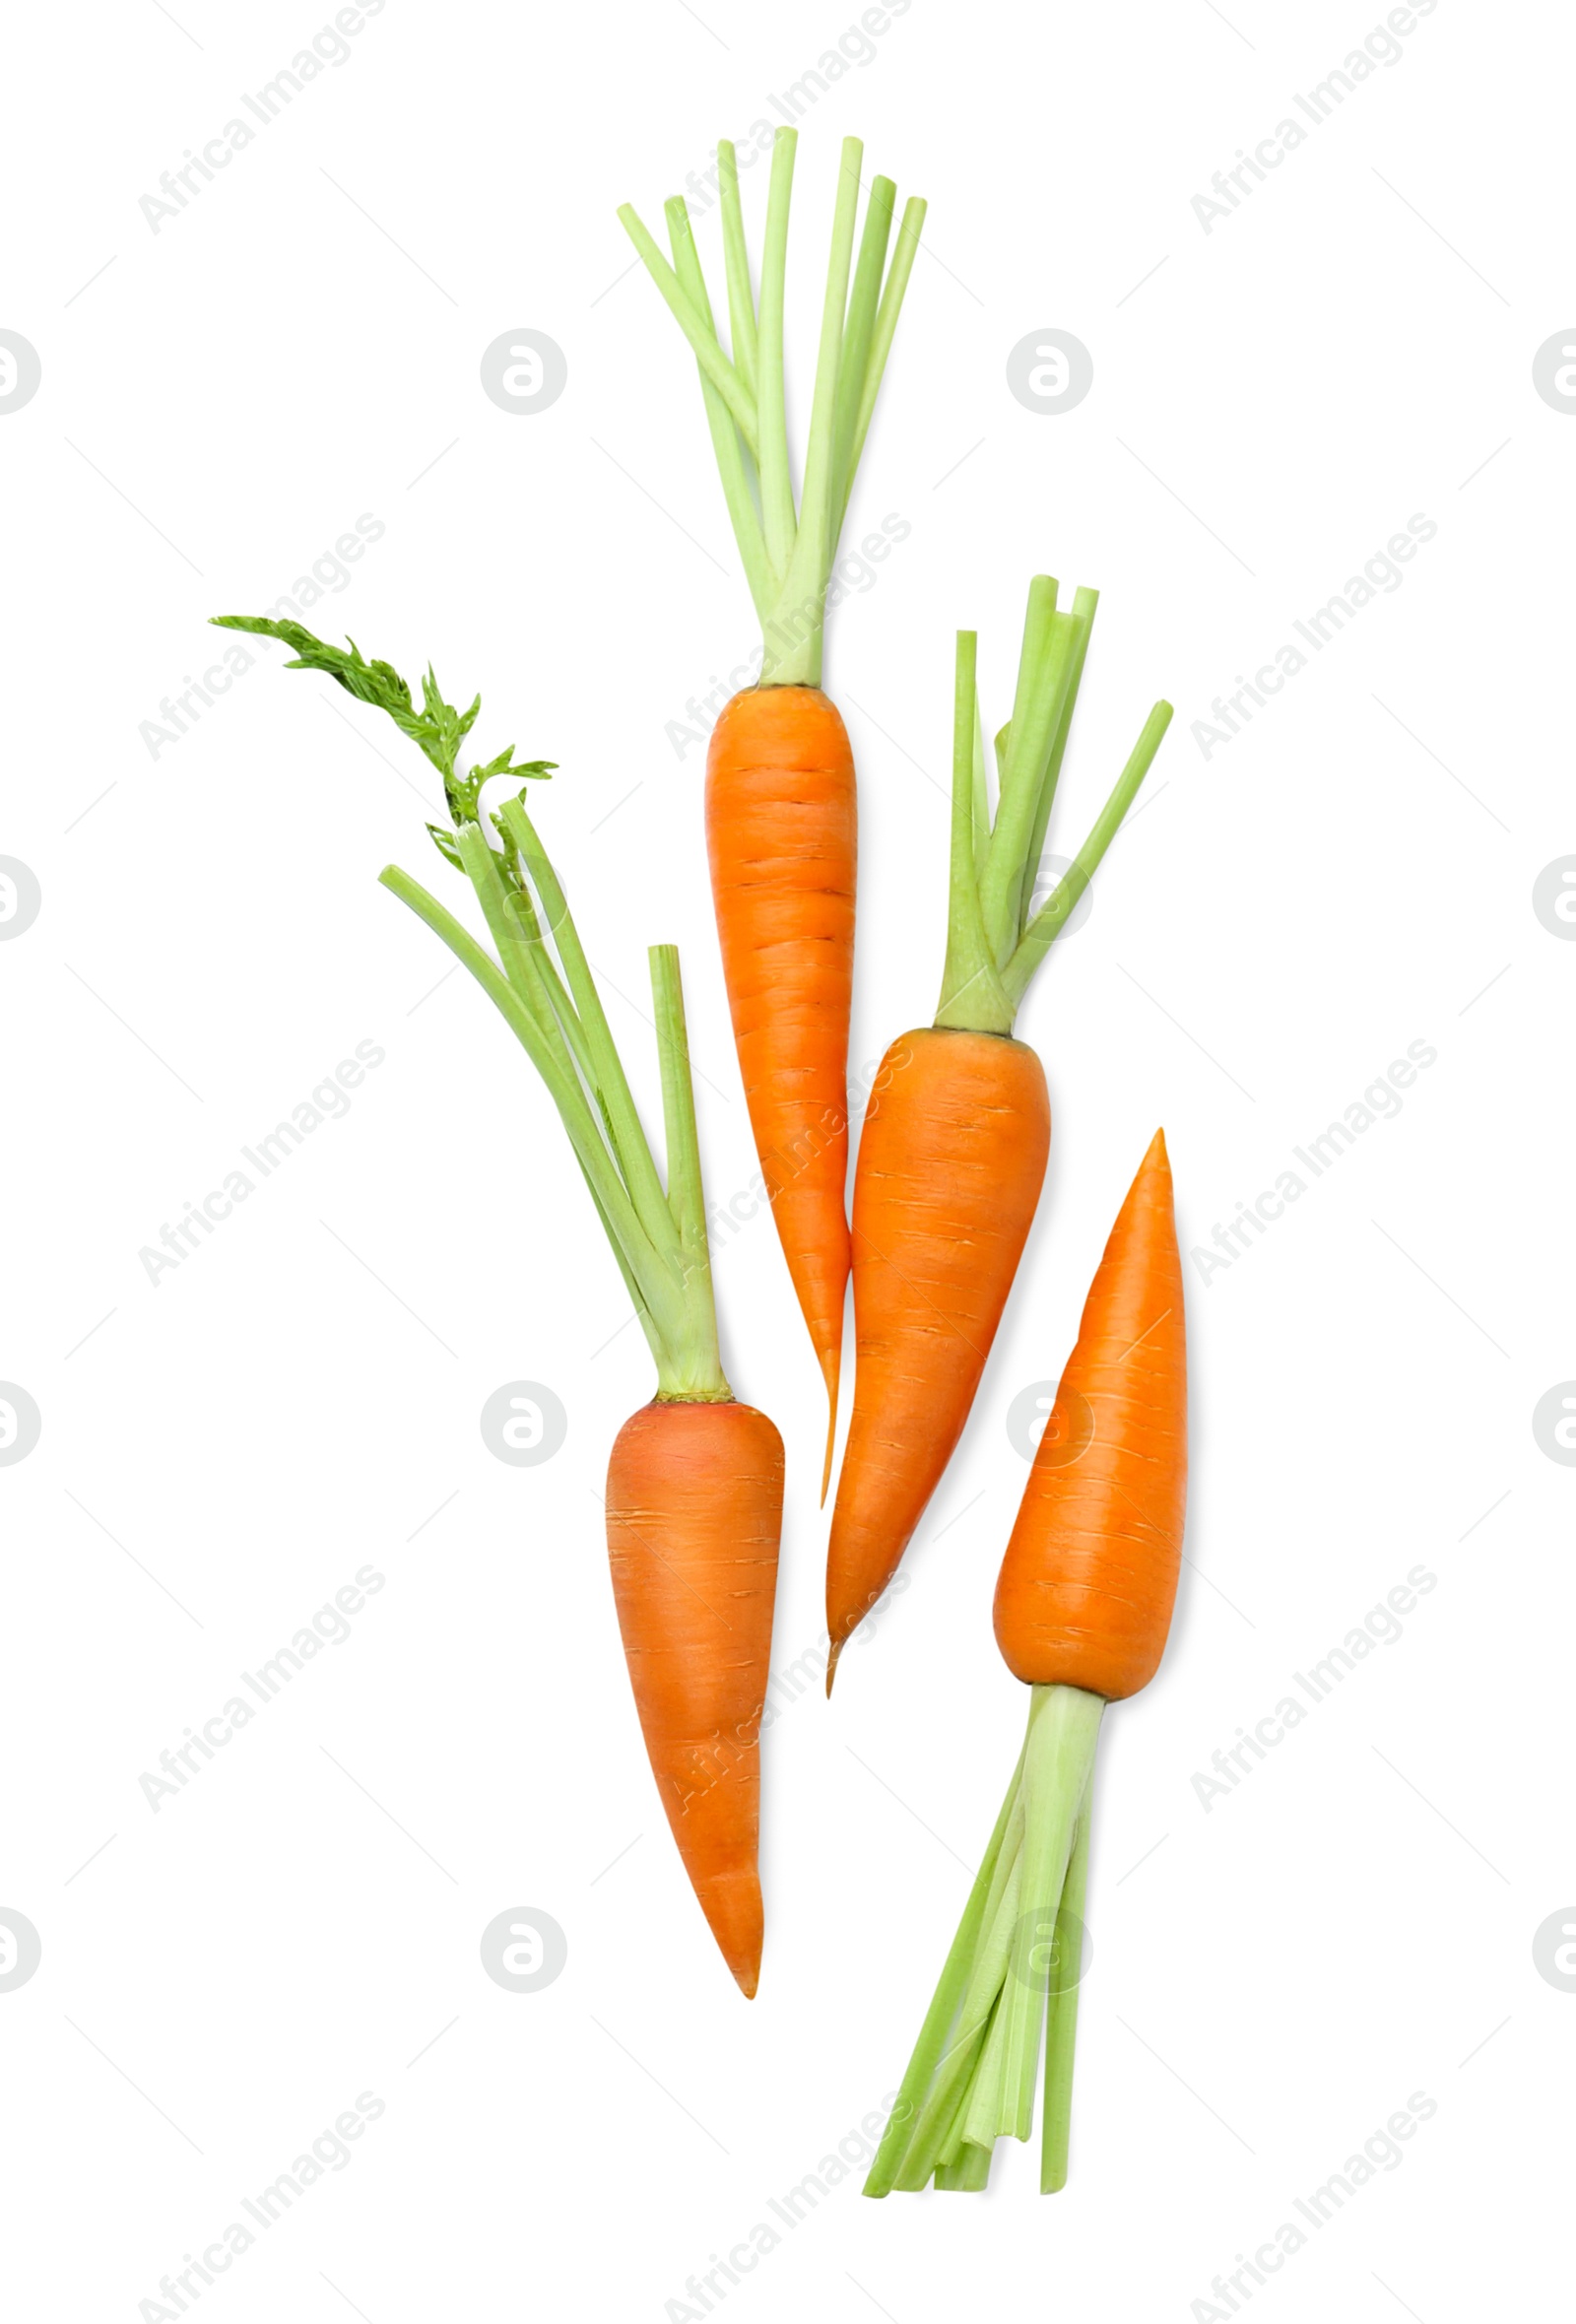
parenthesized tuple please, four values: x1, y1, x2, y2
(621, 132, 925, 1491)
(865, 1131, 1187, 2194)
(995, 1128, 1187, 1699)
(825, 593, 1172, 1682)
(209, 614, 784, 1997)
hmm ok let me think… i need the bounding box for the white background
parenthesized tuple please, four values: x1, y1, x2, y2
(2, 1, 1569, 2317)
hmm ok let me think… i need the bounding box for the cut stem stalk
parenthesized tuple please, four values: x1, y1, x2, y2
(935, 631, 1013, 1035)
(622, 130, 925, 684)
(1041, 1767, 1095, 2193)
(1002, 700, 1173, 1008)
(865, 1740, 1028, 2196)
(715, 141, 758, 397)
(996, 1686, 1103, 2140)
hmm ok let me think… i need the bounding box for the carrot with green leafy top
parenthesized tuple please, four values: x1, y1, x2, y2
(866, 1128, 1187, 2194)
(209, 613, 784, 1998)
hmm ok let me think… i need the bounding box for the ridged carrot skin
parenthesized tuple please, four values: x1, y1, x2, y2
(825, 1027, 1051, 1682)
(606, 1397, 786, 1997)
(706, 685, 855, 1475)
(994, 1129, 1186, 1700)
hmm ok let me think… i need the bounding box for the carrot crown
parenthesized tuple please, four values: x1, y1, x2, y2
(210, 615, 734, 1403)
(935, 584, 1173, 1037)
(619, 131, 925, 688)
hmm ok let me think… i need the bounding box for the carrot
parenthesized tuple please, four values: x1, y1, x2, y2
(706, 683, 854, 1481)
(209, 614, 784, 1997)
(826, 1027, 1049, 1676)
(620, 131, 925, 1491)
(607, 1400, 783, 1997)
(826, 598, 1173, 1683)
(995, 1128, 1187, 1699)
(865, 1131, 1187, 2196)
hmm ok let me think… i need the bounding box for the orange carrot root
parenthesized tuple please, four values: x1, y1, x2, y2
(994, 1129, 1187, 1698)
(825, 1027, 1050, 1668)
(606, 1398, 785, 1997)
(707, 687, 854, 1447)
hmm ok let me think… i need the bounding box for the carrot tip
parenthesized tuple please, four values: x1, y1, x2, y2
(824, 1635, 844, 1697)
(731, 1959, 760, 2000)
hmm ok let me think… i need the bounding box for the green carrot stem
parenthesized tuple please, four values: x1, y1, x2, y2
(864, 1745, 1025, 2198)
(836, 194, 927, 535)
(894, 572, 1173, 1038)
(961, 1976, 1016, 2151)
(378, 865, 680, 1362)
(715, 140, 758, 397)
(624, 130, 923, 682)
(889, 1826, 1026, 2188)
(754, 129, 798, 579)
(649, 946, 705, 1259)
(451, 826, 626, 1213)
(478, 867, 629, 1189)
(829, 173, 895, 522)
(1001, 700, 1174, 1008)
(935, 631, 1014, 1035)
(975, 574, 1057, 931)
(494, 795, 682, 1268)
(970, 686, 992, 874)
(996, 1685, 1103, 2141)
(452, 822, 573, 1075)
(773, 135, 865, 686)
(523, 925, 606, 1107)
(1018, 585, 1099, 938)
(933, 2140, 992, 2193)
(613, 203, 759, 456)
(980, 593, 1080, 963)
(210, 612, 731, 1397)
(665, 197, 773, 622)
(647, 945, 729, 1398)
(929, 2031, 984, 2174)
(868, 1690, 1106, 2200)
(1041, 1766, 1095, 2193)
